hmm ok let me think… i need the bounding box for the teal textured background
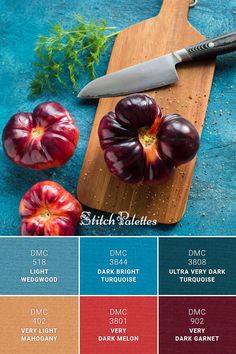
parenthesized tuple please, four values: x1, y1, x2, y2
(0, 0, 235, 236)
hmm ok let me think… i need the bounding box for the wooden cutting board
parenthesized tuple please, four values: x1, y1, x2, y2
(77, 0, 215, 224)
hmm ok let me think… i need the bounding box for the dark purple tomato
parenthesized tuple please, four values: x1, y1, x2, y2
(158, 114, 200, 165)
(98, 94, 199, 185)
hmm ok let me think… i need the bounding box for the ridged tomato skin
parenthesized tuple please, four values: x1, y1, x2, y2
(158, 114, 200, 165)
(19, 181, 82, 236)
(2, 102, 79, 170)
(114, 94, 161, 130)
(98, 94, 199, 185)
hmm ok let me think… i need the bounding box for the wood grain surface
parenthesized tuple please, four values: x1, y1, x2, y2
(77, 0, 216, 224)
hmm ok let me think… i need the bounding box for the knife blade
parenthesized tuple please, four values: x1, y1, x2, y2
(78, 31, 236, 99)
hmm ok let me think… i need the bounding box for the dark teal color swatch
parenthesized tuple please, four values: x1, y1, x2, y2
(0, 237, 78, 295)
(159, 237, 236, 295)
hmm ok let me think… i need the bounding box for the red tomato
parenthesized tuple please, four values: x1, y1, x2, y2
(2, 102, 79, 169)
(19, 181, 82, 236)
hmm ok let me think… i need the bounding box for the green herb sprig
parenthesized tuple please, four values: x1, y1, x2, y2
(29, 15, 119, 97)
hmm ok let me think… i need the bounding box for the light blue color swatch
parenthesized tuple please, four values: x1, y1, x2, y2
(0, 237, 78, 295)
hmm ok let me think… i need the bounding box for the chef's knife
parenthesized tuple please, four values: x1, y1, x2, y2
(78, 31, 236, 99)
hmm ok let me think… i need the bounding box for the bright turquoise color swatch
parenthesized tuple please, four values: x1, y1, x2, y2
(80, 237, 157, 295)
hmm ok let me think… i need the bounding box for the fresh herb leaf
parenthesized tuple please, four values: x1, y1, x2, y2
(29, 15, 119, 97)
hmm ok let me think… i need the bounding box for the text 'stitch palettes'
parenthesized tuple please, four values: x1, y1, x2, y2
(0, 237, 236, 354)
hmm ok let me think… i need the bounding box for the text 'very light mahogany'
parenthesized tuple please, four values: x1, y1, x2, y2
(77, 0, 216, 224)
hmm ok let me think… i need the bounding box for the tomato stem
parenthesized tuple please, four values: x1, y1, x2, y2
(40, 208, 51, 219)
(32, 126, 44, 138)
(138, 127, 157, 148)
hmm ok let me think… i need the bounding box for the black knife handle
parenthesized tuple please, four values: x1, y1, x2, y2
(185, 31, 236, 60)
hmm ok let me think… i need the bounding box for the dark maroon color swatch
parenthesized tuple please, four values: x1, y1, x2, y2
(160, 296, 236, 354)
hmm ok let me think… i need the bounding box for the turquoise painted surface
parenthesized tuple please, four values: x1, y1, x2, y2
(0, 0, 235, 236)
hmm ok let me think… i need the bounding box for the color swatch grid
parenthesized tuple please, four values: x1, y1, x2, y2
(0, 237, 235, 354)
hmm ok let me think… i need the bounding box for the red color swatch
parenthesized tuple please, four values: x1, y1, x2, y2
(80, 296, 157, 354)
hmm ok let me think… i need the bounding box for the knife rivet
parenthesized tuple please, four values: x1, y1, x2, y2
(208, 42, 215, 48)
